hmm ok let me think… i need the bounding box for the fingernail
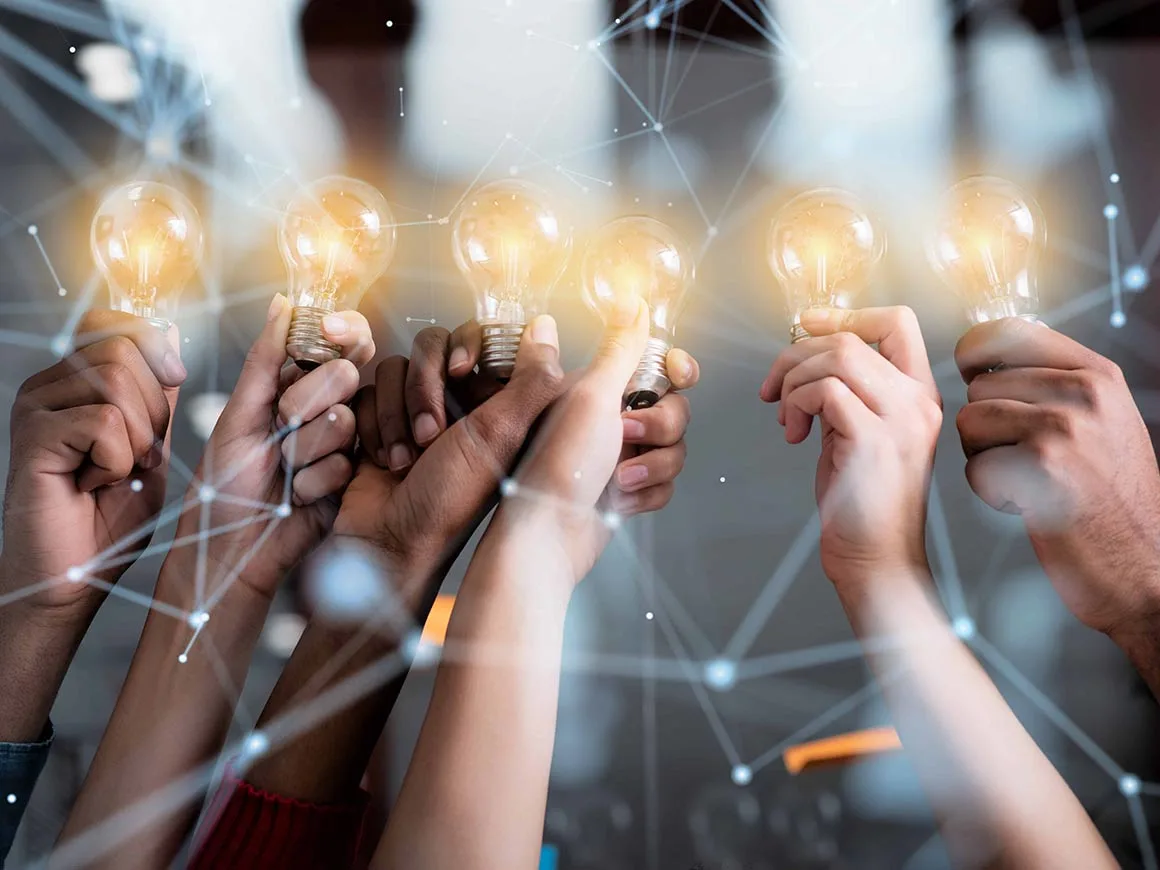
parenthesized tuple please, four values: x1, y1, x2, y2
(617, 464, 649, 489)
(679, 354, 695, 381)
(322, 315, 349, 337)
(388, 443, 413, 471)
(268, 293, 287, 322)
(163, 351, 186, 383)
(622, 417, 646, 441)
(413, 412, 439, 445)
(612, 296, 641, 327)
(530, 315, 559, 348)
(449, 345, 470, 372)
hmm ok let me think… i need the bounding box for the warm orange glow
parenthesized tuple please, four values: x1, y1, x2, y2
(420, 594, 457, 647)
(783, 726, 902, 774)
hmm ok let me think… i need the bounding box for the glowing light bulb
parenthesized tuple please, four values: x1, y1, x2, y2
(767, 188, 885, 343)
(279, 176, 397, 369)
(452, 179, 572, 379)
(928, 176, 1045, 325)
(91, 181, 203, 330)
(582, 215, 694, 409)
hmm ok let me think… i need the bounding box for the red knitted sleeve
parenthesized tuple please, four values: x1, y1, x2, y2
(189, 774, 370, 870)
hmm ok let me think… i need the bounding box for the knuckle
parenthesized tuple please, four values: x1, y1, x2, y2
(95, 403, 125, 432)
(98, 362, 135, 397)
(413, 326, 451, 356)
(104, 334, 140, 367)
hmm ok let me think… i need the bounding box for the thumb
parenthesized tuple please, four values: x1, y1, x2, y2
(224, 293, 292, 428)
(585, 296, 650, 397)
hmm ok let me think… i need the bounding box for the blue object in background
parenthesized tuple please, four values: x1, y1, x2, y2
(539, 844, 560, 870)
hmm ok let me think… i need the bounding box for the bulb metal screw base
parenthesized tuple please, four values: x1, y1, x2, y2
(624, 337, 671, 410)
(481, 322, 524, 381)
(789, 321, 810, 344)
(140, 315, 172, 334)
(287, 306, 341, 371)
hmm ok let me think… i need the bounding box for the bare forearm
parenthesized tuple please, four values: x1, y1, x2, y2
(0, 601, 85, 742)
(373, 533, 572, 870)
(834, 567, 1114, 869)
(55, 565, 271, 869)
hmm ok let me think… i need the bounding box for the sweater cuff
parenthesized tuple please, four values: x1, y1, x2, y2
(189, 773, 369, 870)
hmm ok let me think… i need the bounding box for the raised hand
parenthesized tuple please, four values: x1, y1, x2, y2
(760, 306, 943, 585)
(955, 317, 1160, 637)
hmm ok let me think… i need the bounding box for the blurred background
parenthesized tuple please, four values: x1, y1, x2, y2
(2, 0, 1160, 867)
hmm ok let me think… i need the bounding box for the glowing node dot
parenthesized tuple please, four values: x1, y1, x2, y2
(177, 654, 188, 664)
(69, 46, 76, 54)
(1124, 265, 1149, 291)
(386, 19, 394, 27)
(188, 611, 209, 629)
(275, 503, 292, 519)
(708, 226, 719, 238)
(504, 131, 513, 140)
(587, 39, 598, 50)
(130, 479, 143, 492)
(1110, 173, 1121, 184)
(5, 794, 15, 805)
(1103, 204, 1119, 220)
(198, 485, 216, 503)
(66, 567, 84, 583)
(1120, 774, 1141, 796)
(1110, 310, 1126, 329)
(288, 414, 303, 430)
(327, 412, 338, 423)
(731, 765, 752, 786)
(952, 616, 976, 640)
(58, 287, 67, 297)
(204, 98, 212, 107)
(653, 122, 664, 132)
(704, 658, 737, 691)
(719, 476, 726, 484)
(573, 470, 582, 480)
(500, 478, 519, 498)
(50, 335, 70, 357)
(27, 225, 37, 236)
(603, 511, 622, 530)
(244, 731, 269, 757)
(645, 611, 654, 620)
(645, 11, 661, 28)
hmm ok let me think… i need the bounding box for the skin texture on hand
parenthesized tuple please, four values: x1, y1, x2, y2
(53, 296, 374, 870)
(760, 306, 943, 586)
(0, 310, 184, 742)
(955, 318, 1160, 639)
(372, 297, 662, 870)
(761, 306, 1115, 869)
(239, 311, 699, 809)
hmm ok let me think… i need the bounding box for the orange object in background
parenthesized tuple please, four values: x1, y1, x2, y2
(420, 594, 456, 646)
(783, 726, 902, 774)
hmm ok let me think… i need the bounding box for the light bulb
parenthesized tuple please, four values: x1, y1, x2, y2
(582, 216, 694, 409)
(91, 181, 203, 330)
(928, 175, 1045, 325)
(767, 188, 885, 343)
(452, 179, 571, 379)
(279, 175, 397, 369)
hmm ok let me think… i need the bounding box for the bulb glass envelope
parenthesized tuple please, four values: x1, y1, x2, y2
(767, 188, 885, 342)
(278, 175, 397, 314)
(928, 175, 1046, 324)
(91, 181, 203, 325)
(452, 178, 572, 326)
(581, 215, 694, 341)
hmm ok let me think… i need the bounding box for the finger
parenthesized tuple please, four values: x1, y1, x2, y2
(277, 358, 360, 431)
(666, 348, 700, 391)
(320, 311, 377, 369)
(800, 306, 935, 388)
(760, 334, 881, 435)
(374, 356, 415, 472)
(68, 309, 187, 388)
(783, 377, 878, 443)
(955, 399, 1045, 456)
(354, 385, 384, 465)
(615, 441, 687, 493)
(622, 392, 690, 448)
(24, 366, 159, 468)
(611, 482, 675, 517)
(405, 326, 452, 446)
(585, 297, 651, 398)
(955, 318, 1091, 384)
(228, 294, 292, 420)
(282, 404, 356, 471)
(778, 337, 912, 418)
(292, 453, 353, 506)
(966, 366, 1097, 407)
(760, 337, 823, 404)
(39, 406, 135, 492)
(965, 446, 1041, 515)
(448, 320, 483, 377)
